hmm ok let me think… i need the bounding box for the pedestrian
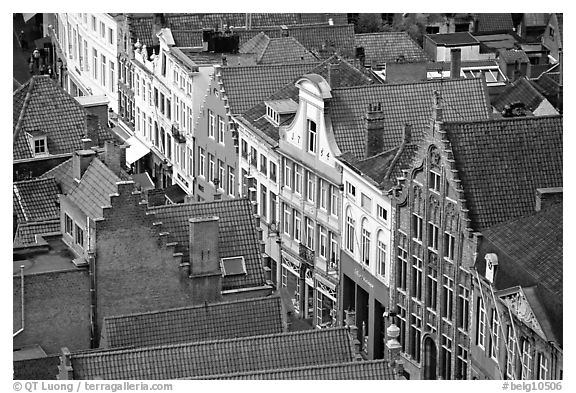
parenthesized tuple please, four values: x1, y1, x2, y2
(19, 30, 28, 50)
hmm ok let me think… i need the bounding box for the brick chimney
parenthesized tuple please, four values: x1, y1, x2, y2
(365, 102, 386, 158)
(535, 187, 562, 211)
(73, 149, 97, 181)
(450, 48, 461, 79)
(57, 347, 73, 380)
(102, 140, 126, 177)
(188, 216, 222, 303)
(145, 188, 166, 207)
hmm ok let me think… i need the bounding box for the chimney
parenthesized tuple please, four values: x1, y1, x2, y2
(85, 113, 100, 147)
(365, 103, 386, 158)
(403, 123, 412, 144)
(145, 188, 166, 207)
(328, 18, 334, 26)
(81, 138, 93, 150)
(189, 216, 220, 276)
(57, 347, 74, 380)
(281, 25, 289, 37)
(450, 48, 461, 79)
(73, 149, 97, 181)
(102, 140, 126, 177)
(432, 90, 443, 124)
(535, 187, 562, 211)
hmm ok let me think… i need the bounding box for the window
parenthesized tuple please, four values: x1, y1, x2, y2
(361, 193, 372, 212)
(426, 25, 440, 34)
(75, 224, 84, 247)
(241, 140, 248, 159)
(166, 133, 172, 160)
(293, 211, 302, 242)
(521, 339, 533, 380)
(65, 214, 73, 236)
(319, 179, 328, 210)
(305, 217, 314, 248)
(220, 256, 247, 276)
(250, 147, 257, 167)
(83, 40, 88, 71)
(411, 257, 423, 300)
(457, 286, 470, 330)
(283, 205, 291, 235)
(444, 232, 456, 261)
(345, 210, 355, 253)
(409, 313, 422, 362)
(346, 182, 356, 199)
(33, 138, 47, 155)
(294, 165, 303, 195)
(306, 171, 316, 203)
(319, 226, 327, 259)
(377, 204, 387, 221)
(208, 111, 215, 138)
(506, 325, 517, 379)
(429, 169, 441, 192)
(377, 232, 386, 277)
(108, 27, 113, 45)
(397, 305, 407, 351)
(412, 213, 423, 241)
(284, 161, 292, 189)
(441, 334, 452, 380)
(161, 51, 167, 77)
(92, 48, 98, 80)
(269, 192, 277, 223)
(208, 153, 215, 183)
(101, 55, 106, 87)
(109, 61, 115, 93)
(166, 98, 171, 120)
(549, 26, 555, 38)
(91, 16, 96, 31)
(269, 162, 277, 183)
(260, 154, 267, 175)
(330, 185, 339, 217)
(456, 345, 468, 380)
(428, 222, 439, 251)
(397, 239, 408, 291)
(426, 268, 438, 310)
(537, 353, 548, 380)
(329, 232, 339, 269)
(99, 21, 105, 39)
(361, 222, 370, 266)
(159, 93, 165, 115)
(228, 166, 235, 196)
(442, 275, 454, 321)
(260, 185, 267, 219)
(307, 120, 317, 153)
(490, 308, 500, 359)
(218, 117, 225, 144)
(477, 297, 486, 349)
(198, 148, 205, 177)
(218, 161, 225, 190)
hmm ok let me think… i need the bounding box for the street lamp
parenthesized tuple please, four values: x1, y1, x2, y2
(386, 306, 404, 378)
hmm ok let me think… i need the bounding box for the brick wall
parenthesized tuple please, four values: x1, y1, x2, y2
(13, 269, 91, 354)
(92, 182, 210, 344)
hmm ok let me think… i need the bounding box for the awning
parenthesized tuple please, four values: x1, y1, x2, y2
(126, 136, 150, 165)
(164, 183, 188, 204)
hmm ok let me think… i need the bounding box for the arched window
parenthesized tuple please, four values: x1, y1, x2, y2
(345, 208, 355, 253)
(361, 219, 371, 266)
(376, 230, 387, 277)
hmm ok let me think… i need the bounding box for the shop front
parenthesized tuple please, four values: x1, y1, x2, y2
(341, 251, 391, 360)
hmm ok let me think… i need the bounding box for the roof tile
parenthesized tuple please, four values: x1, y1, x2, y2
(13, 177, 61, 223)
(355, 32, 429, 65)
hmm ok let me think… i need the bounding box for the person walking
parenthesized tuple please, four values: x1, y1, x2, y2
(19, 30, 28, 50)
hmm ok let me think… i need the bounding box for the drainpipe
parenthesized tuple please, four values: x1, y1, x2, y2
(13, 265, 25, 337)
(88, 251, 97, 348)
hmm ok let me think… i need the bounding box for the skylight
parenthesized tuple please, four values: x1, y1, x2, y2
(220, 256, 247, 276)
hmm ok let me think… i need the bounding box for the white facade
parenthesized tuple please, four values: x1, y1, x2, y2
(340, 165, 393, 289)
(53, 13, 119, 112)
(435, 45, 496, 62)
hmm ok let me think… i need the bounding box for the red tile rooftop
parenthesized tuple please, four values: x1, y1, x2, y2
(13, 235, 78, 276)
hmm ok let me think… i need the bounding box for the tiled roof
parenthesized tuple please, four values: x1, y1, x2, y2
(239, 33, 317, 64)
(69, 327, 353, 379)
(355, 32, 429, 65)
(498, 49, 530, 63)
(443, 116, 562, 231)
(13, 356, 60, 380)
(40, 159, 76, 195)
(492, 77, 547, 112)
(101, 296, 284, 349)
(237, 55, 374, 144)
(474, 13, 514, 33)
(13, 220, 61, 248)
(426, 32, 479, 46)
(195, 359, 395, 379)
(67, 159, 121, 220)
(329, 77, 491, 159)
(234, 24, 356, 59)
(523, 13, 549, 27)
(171, 30, 204, 47)
(13, 76, 87, 160)
(219, 62, 319, 114)
(13, 177, 61, 223)
(531, 72, 561, 107)
(148, 198, 266, 290)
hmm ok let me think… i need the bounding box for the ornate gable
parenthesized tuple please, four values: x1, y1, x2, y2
(499, 288, 547, 340)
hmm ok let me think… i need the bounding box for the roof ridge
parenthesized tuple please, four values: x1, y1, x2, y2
(40, 157, 73, 179)
(13, 76, 36, 142)
(13, 176, 57, 186)
(220, 61, 319, 72)
(443, 114, 562, 126)
(257, 34, 271, 62)
(104, 295, 281, 321)
(74, 326, 349, 358)
(332, 76, 482, 92)
(149, 196, 251, 211)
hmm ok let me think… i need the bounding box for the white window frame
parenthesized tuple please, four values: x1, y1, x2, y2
(208, 111, 215, 139)
(307, 119, 317, 153)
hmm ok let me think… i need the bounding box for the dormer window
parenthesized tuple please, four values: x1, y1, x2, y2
(265, 99, 298, 127)
(34, 137, 47, 155)
(28, 132, 48, 157)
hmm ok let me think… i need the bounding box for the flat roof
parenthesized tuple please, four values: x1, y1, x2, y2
(75, 95, 110, 107)
(426, 32, 479, 46)
(13, 236, 78, 276)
